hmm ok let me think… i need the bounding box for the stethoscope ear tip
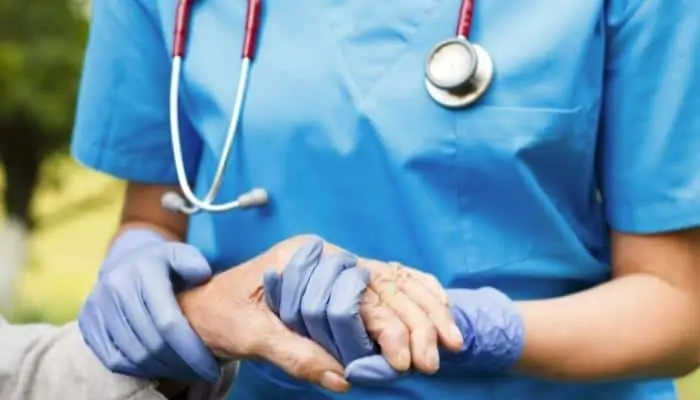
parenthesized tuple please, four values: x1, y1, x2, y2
(161, 191, 188, 213)
(236, 188, 269, 208)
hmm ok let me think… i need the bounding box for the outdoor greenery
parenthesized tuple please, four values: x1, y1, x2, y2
(0, 0, 88, 156)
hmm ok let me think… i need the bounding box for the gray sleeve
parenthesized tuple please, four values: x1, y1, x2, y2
(0, 317, 165, 400)
(0, 317, 236, 400)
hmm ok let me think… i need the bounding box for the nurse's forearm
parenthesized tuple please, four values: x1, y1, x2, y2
(116, 183, 190, 242)
(514, 274, 700, 380)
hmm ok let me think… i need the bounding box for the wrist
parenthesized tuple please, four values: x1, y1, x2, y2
(178, 259, 265, 360)
(178, 284, 232, 360)
(442, 287, 525, 373)
(177, 236, 320, 359)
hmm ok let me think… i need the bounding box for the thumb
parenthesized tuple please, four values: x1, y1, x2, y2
(165, 243, 213, 289)
(256, 320, 351, 393)
(344, 354, 402, 384)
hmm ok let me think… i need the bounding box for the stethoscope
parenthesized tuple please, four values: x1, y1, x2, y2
(162, 0, 493, 215)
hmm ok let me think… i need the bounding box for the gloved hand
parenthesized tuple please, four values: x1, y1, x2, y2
(263, 238, 524, 384)
(263, 239, 395, 384)
(343, 287, 525, 382)
(264, 240, 375, 365)
(78, 229, 220, 382)
(264, 238, 461, 384)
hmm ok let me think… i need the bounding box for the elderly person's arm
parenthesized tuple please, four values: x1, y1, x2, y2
(0, 317, 234, 400)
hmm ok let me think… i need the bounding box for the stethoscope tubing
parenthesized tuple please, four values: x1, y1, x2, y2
(168, 56, 253, 213)
(166, 0, 263, 214)
(165, 0, 481, 214)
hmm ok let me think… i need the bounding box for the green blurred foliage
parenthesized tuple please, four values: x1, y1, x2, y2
(0, 0, 89, 145)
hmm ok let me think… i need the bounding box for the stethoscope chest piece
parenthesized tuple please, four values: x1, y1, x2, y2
(425, 38, 494, 108)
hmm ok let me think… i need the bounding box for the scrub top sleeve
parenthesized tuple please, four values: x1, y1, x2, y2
(71, 0, 202, 185)
(600, 0, 700, 234)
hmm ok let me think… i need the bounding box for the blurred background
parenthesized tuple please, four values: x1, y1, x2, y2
(0, 1, 698, 398)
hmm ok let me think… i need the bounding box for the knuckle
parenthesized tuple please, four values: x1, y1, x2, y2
(156, 311, 180, 333)
(301, 302, 326, 322)
(327, 302, 353, 324)
(421, 307, 437, 323)
(361, 288, 380, 304)
(148, 336, 168, 354)
(104, 356, 119, 370)
(104, 350, 127, 372)
(103, 270, 123, 289)
(374, 276, 395, 291)
(388, 262, 404, 277)
(396, 273, 411, 289)
(289, 355, 314, 379)
(423, 273, 442, 289)
(378, 323, 409, 344)
(359, 303, 384, 328)
(383, 262, 411, 289)
(130, 347, 151, 366)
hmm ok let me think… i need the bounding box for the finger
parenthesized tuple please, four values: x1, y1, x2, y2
(344, 354, 402, 384)
(386, 291, 440, 374)
(397, 270, 463, 351)
(405, 267, 449, 306)
(279, 238, 324, 336)
(301, 253, 357, 361)
(140, 266, 220, 382)
(263, 268, 282, 314)
(327, 266, 374, 365)
(165, 243, 213, 290)
(103, 285, 175, 378)
(369, 267, 440, 374)
(126, 272, 211, 378)
(360, 288, 411, 372)
(78, 296, 140, 376)
(256, 317, 350, 393)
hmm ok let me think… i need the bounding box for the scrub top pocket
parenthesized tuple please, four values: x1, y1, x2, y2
(451, 105, 605, 278)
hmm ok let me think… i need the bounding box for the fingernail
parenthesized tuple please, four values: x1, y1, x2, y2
(426, 348, 440, 372)
(450, 326, 464, 346)
(321, 371, 349, 393)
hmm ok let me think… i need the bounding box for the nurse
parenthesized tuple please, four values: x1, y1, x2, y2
(72, 0, 700, 399)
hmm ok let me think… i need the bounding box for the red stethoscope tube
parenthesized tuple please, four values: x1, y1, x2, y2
(174, 0, 470, 57)
(242, 0, 263, 59)
(456, 0, 474, 38)
(172, 0, 192, 57)
(172, 0, 263, 59)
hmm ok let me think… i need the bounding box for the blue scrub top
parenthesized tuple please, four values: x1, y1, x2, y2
(72, 0, 700, 398)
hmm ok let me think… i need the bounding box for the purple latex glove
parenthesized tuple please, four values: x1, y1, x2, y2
(345, 288, 525, 383)
(264, 240, 524, 384)
(78, 229, 220, 382)
(264, 238, 388, 377)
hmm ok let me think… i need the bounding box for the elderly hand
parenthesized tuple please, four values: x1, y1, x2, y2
(177, 238, 351, 393)
(263, 236, 463, 381)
